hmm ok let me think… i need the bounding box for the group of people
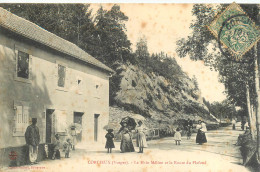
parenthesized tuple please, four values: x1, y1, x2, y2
(105, 120, 148, 153)
(24, 118, 77, 165)
(173, 120, 207, 145)
(105, 119, 208, 154)
(232, 117, 250, 131)
(24, 117, 207, 165)
(52, 133, 73, 160)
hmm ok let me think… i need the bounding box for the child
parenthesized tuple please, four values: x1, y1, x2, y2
(174, 128, 182, 145)
(63, 138, 72, 158)
(232, 119, 236, 130)
(186, 125, 192, 140)
(105, 129, 115, 153)
(52, 134, 61, 160)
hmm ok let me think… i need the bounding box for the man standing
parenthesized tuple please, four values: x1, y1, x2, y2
(188, 119, 193, 128)
(25, 118, 40, 165)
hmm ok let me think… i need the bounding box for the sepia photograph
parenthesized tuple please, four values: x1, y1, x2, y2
(0, 1, 259, 171)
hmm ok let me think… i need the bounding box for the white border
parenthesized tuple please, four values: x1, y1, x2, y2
(0, 0, 259, 4)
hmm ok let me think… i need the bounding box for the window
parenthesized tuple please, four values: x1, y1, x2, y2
(17, 51, 29, 79)
(75, 76, 83, 94)
(13, 105, 29, 136)
(58, 64, 66, 87)
(14, 47, 32, 83)
(94, 83, 101, 98)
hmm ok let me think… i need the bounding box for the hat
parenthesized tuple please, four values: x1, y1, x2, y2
(107, 129, 114, 132)
(32, 118, 37, 123)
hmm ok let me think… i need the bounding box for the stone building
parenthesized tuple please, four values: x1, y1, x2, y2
(0, 7, 113, 166)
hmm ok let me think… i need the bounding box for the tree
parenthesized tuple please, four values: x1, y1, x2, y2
(135, 35, 150, 67)
(93, 5, 132, 66)
(176, 3, 258, 121)
(191, 75, 199, 90)
(0, 4, 96, 54)
(210, 100, 236, 122)
(176, 3, 260, 163)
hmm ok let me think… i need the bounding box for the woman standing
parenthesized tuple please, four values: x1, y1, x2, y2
(196, 120, 207, 145)
(136, 121, 148, 153)
(118, 122, 135, 153)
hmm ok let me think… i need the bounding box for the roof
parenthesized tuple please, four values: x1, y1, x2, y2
(0, 7, 114, 74)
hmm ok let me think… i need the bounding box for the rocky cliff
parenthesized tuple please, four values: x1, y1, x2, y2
(109, 61, 217, 130)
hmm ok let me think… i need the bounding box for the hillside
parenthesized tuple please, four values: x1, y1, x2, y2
(1, 4, 219, 131)
(109, 61, 218, 130)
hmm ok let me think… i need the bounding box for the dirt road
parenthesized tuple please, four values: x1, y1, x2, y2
(3, 125, 252, 172)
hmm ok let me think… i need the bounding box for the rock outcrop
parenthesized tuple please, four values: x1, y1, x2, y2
(109, 61, 217, 130)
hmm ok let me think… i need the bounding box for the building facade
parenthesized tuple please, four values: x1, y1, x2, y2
(0, 8, 113, 166)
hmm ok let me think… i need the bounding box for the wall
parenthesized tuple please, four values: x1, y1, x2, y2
(0, 31, 110, 150)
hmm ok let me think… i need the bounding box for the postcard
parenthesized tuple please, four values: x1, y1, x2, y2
(0, 1, 259, 172)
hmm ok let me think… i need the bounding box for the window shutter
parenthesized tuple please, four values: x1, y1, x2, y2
(13, 106, 23, 136)
(14, 49, 18, 77)
(65, 67, 69, 89)
(23, 106, 29, 133)
(29, 55, 33, 80)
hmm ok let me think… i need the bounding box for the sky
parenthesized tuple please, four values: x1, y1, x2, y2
(92, 3, 227, 103)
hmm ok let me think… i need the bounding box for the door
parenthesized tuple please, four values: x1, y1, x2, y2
(94, 114, 100, 142)
(46, 109, 54, 143)
(73, 112, 83, 142)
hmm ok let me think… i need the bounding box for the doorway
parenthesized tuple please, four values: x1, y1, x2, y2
(94, 114, 100, 142)
(73, 112, 84, 142)
(46, 109, 55, 143)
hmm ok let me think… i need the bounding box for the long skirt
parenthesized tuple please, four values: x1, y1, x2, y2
(136, 132, 148, 148)
(120, 134, 135, 152)
(196, 130, 207, 144)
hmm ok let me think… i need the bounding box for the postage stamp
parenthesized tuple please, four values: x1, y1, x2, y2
(208, 2, 260, 60)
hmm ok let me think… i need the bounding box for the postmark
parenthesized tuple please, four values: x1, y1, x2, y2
(208, 2, 260, 60)
(218, 14, 255, 62)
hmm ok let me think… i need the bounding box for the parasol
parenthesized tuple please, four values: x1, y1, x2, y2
(103, 124, 116, 130)
(131, 114, 146, 122)
(120, 116, 137, 130)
